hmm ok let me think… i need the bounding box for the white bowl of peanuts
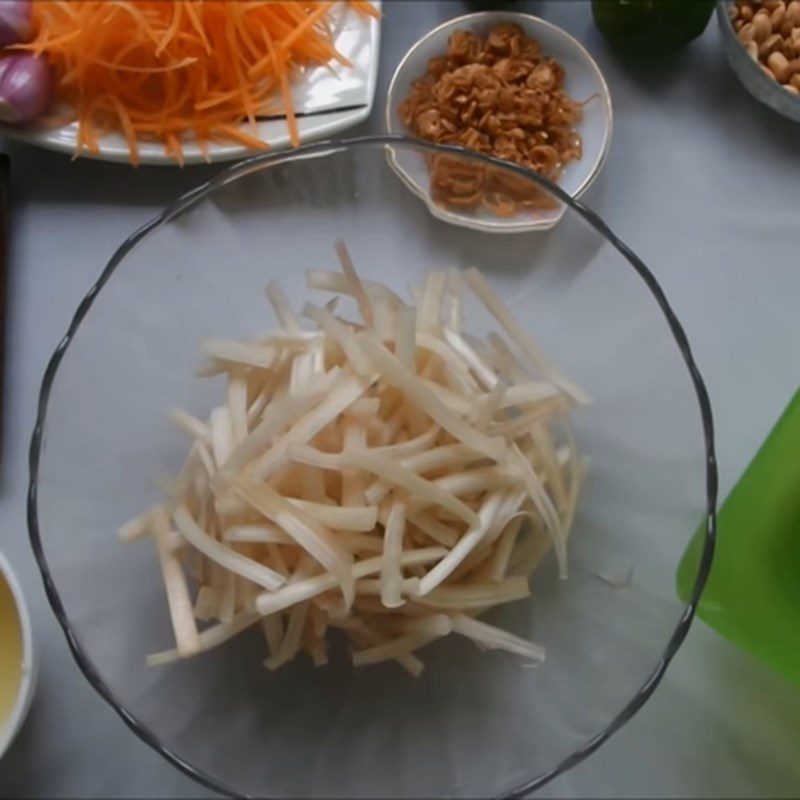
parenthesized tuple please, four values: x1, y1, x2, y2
(385, 12, 613, 233)
(722, 0, 800, 121)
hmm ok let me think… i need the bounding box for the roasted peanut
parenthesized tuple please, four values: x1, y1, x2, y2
(739, 21, 756, 43)
(760, 62, 777, 79)
(746, 40, 760, 59)
(771, 4, 786, 27)
(785, 82, 800, 93)
(792, 70, 800, 86)
(767, 50, 791, 80)
(786, 0, 800, 22)
(752, 10, 773, 40)
(759, 32, 784, 55)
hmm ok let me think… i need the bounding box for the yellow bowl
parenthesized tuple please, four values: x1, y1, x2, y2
(0, 552, 36, 759)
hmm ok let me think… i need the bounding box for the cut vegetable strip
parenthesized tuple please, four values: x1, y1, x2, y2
(305, 268, 404, 307)
(379, 500, 406, 609)
(302, 302, 372, 375)
(406, 511, 459, 548)
(417, 492, 505, 596)
(358, 334, 506, 462)
(248, 374, 370, 480)
(368, 424, 440, 458)
(465, 268, 590, 404)
(414, 576, 530, 609)
(495, 381, 561, 408)
(210, 407, 233, 467)
(147, 611, 260, 667)
(174, 506, 285, 591)
(265, 281, 301, 334)
(194, 585, 222, 623)
(451, 613, 545, 663)
(222, 374, 338, 475)
(261, 614, 284, 658)
(264, 602, 309, 671)
(255, 547, 447, 615)
(227, 373, 249, 445)
(351, 614, 453, 667)
(445, 267, 463, 332)
(402, 443, 484, 476)
(510, 444, 567, 578)
(223, 523, 293, 545)
(152, 506, 200, 656)
(287, 498, 378, 532)
(490, 516, 527, 581)
(443, 328, 497, 390)
(232, 481, 355, 607)
(341, 412, 368, 507)
(169, 408, 212, 444)
(200, 339, 276, 370)
(350, 621, 424, 677)
(290, 445, 478, 527)
(336, 240, 374, 328)
(475, 379, 507, 430)
(118, 506, 158, 543)
(417, 272, 446, 334)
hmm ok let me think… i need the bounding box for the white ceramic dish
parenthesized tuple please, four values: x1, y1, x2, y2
(0, 4, 381, 166)
(0, 552, 36, 760)
(385, 11, 613, 233)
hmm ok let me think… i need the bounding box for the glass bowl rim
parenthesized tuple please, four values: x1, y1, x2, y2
(26, 134, 718, 799)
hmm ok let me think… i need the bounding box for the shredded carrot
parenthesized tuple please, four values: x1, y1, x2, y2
(17, 1, 379, 165)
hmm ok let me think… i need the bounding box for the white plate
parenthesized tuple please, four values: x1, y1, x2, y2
(385, 11, 613, 233)
(0, 4, 380, 166)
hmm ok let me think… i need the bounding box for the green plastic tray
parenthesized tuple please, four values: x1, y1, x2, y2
(678, 389, 800, 686)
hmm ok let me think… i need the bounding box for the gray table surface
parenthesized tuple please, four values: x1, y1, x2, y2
(1, 1, 799, 797)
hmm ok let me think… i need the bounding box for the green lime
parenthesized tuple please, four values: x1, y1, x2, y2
(592, 0, 715, 54)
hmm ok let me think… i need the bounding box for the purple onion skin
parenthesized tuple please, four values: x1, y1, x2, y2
(0, 54, 52, 125)
(0, 1, 32, 47)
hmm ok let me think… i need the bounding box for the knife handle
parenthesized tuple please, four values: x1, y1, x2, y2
(0, 154, 8, 462)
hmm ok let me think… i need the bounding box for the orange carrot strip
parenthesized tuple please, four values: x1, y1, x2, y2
(213, 124, 270, 150)
(183, 1, 211, 54)
(262, 26, 298, 147)
(93, 56, 198, 74)
(110, 95, 140, 166)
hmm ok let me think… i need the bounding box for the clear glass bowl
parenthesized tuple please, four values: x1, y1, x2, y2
(28, 136, 716, 798)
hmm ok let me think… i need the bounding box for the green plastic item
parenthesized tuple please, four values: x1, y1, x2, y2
(677, 389, 800, 686)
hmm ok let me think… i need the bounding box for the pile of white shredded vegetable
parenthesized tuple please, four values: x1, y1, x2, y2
(120, 243, 589, 676)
